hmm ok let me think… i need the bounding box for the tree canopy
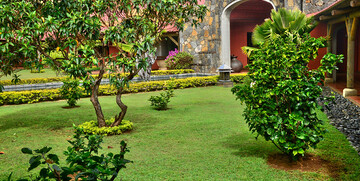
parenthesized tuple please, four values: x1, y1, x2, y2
(0, 0, 207, 128)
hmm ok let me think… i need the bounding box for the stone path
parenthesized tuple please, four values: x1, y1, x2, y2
(319, 87, 360, 155)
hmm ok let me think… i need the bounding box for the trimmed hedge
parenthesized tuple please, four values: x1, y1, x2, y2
(0, 69, 195, 86)
(0, 76, 217, 105)
(78, 119, 133, 136)
(230, 73, 247, 83)
(0, 73, 248, 106)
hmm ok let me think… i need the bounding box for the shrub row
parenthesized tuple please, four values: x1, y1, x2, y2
(0, 69, 195, 86)
(0, 74, 248, 106)
(0, 76, 218, 105)
(230, 73, 247, 83)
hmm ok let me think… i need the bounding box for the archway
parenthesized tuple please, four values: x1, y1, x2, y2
(220, 0, 275, 68)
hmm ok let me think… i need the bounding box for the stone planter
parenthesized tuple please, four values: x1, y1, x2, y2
(156, 59, 167, 70)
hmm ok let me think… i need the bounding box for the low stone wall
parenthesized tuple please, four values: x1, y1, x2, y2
(3, 73, 214, 92)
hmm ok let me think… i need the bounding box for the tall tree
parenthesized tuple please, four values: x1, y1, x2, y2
(0, 0, 206, 127)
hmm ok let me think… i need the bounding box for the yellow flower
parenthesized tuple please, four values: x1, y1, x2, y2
(56, 47, 60, 51)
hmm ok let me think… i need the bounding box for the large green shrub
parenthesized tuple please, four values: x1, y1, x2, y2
(232, 23, 343, 159)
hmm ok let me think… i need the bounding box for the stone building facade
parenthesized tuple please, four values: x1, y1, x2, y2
(178, 0, 337, 73)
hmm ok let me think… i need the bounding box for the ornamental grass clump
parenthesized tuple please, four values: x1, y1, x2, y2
(232, 8, 343, 160)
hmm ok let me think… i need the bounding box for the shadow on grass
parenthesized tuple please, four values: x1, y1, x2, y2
(0, 102, 160, 133)
(222, 133, 279, 159)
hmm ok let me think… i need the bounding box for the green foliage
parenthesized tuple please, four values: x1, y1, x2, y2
(0, 76, 218, 106)
(165, 52, 194, 70)
(17, 129, 131, 180)
(232, 10, 343, 160)
(59, 79, 83, 107)
(0, 0, 207, 128)
(251, 8, 317, 46)
(78, 119, 133, 135)
(0, 69, 195, 86)
(230, 74, 248, 84)
(0, 89, 61, 105)
(30, 69, 45, 73)
(149, 82, 175, 110)
(11, 73, 21, 85)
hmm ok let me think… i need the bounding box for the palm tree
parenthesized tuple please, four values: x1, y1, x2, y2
(243, 8, 317, 55)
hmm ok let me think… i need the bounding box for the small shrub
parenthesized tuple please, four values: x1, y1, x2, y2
(30, 69, 45, 73)
(11, 73, 21, 85)
(78, 118, 133, 135)
(59, 79, 82, 107)
(149, 82, 175, 110)
(17, 128, 131, 180)
(165, 49, 193, 69)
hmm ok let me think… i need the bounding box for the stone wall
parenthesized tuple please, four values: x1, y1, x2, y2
(179, 0, 332, 73)
(303, 0, 338, 14)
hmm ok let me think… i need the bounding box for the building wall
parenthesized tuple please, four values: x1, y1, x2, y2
(180, 0, 334, 73)
(180, 0, 285, 73)
(308, 22, 327, 70)
(303, 0, 338, 14)
(230, 22, 260, 67)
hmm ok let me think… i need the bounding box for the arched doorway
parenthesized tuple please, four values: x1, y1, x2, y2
(220, 0, 275, 68)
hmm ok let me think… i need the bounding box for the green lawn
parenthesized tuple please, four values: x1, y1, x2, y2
(1, 68, 66, 80)
(0, 86, 359, 180)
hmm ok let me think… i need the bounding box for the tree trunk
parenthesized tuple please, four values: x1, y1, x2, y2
(90, 66, 106, 127)
(111, 72, 138, 127)
(138, 52, 157, 81)
(111, 87, 127, 127)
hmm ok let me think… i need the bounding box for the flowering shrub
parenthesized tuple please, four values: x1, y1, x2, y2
(165, 49, 193, 69)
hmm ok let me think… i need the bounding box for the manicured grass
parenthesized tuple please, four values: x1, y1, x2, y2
(0, 86, 359, 180)
(1, 68, 66, 80)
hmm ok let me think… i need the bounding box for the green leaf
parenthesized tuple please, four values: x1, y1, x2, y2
(298, 148, 305, 155)
(40, 168, 48, 178)
(28, 160, 41, 171)
(21, 148, 33, 154)
(29, 155, 41, 165)
(52, 165, 62, 172)
(48, 154, 60, 164)
(34, 146, 52, 154)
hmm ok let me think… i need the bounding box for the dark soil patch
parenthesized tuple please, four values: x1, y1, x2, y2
(61, 105, 80, 109)
(267, 153, 343, 178)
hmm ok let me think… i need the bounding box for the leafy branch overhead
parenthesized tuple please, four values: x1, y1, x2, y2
(0, 0, 207, 129)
